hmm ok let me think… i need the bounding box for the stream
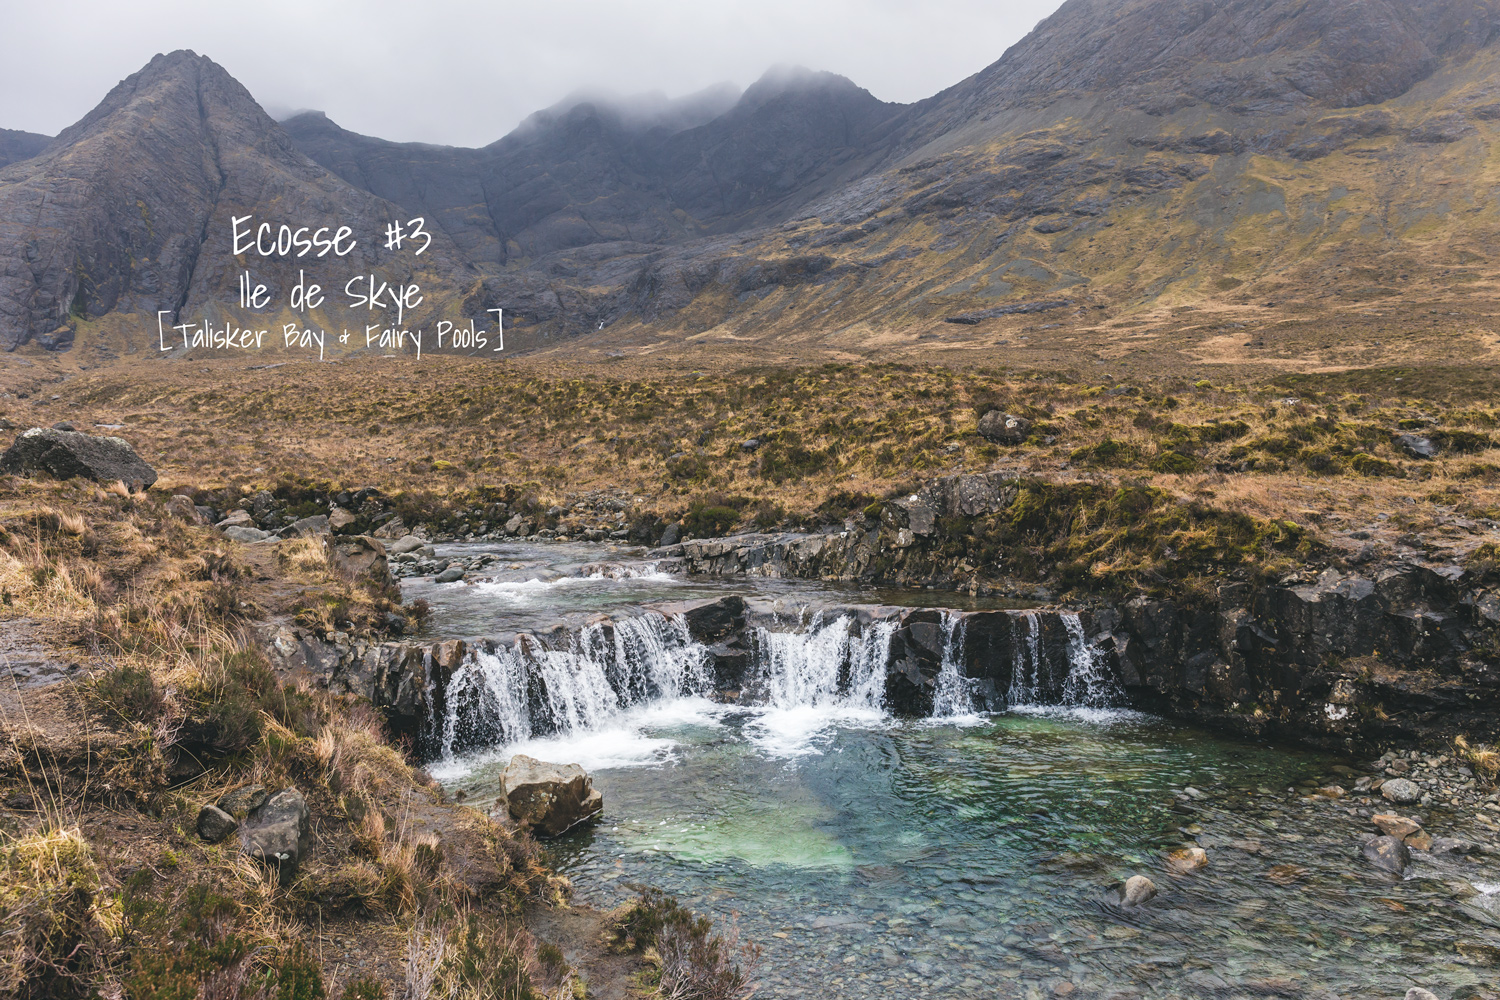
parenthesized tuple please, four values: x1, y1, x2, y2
(406, 541, 1500, 999)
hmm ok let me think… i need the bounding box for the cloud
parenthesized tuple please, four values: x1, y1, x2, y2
(0, 0, 1063, 146)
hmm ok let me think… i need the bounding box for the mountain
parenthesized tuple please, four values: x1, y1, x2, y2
(0, 51, 478, 352)
(283, 67, 901, 269)
(0, 129, 50, 170)
(7, 0, 1500, 361)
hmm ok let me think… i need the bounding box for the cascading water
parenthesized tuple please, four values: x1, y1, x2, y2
(431, 601, 1125, 766)
(752, 614, 897, 711)
(930, 612, 978, 717)
(434, 612, 712, 756)
(1059, 613, 1126, 708)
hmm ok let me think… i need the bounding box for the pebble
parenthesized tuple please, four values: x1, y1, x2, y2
(1166, 847, 1209, 874)
(1121, 875, 1157, 906)
(1372, 813, 1423, 839)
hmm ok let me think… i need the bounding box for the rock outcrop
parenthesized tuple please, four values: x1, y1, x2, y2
(1, 427, 158, 490)
(499, 755, 603, 836)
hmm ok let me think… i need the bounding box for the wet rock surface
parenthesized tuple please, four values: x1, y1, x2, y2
(499, 755, 603, 836)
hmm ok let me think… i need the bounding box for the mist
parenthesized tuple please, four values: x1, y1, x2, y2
(0, 0, 1065, 147)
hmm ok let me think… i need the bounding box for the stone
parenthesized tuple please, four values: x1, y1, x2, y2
(217, 510, 254, 528)
(388, 534, 425, 554)
(1121, 875, 1157, 906)
(1406, 831, 1434, 851)
(500, 754, 604, 836)
(328, 505, 358, 531)
(740, 438, 761, 451)
(1373, 813, 1423, 839)
(372, 516, 407, 539)
(1382, 778, 1422, 804)
(977, 410, 1033, 445)
(196, 803, 238, 844)
(1405, 990, 1440, 1000)
(218, 785, 268, 818)
(328, 535, 391, 586)
(434, 566, 466, 584)
(165, 495, 204, 524)
(1430, 837, 1480, 855)
(240, 788, 311, 874)
(1361, 834, 1410, 874)
(286, 514, 330, 538)
(1, 427, 158, 491)
(1396, 434, 1437, 459)
(223, 525, 271, 543)
(659, 522, 682, 547)
(1166, 846, 1209, 873)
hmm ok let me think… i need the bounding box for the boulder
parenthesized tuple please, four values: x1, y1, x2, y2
(1381, 778, 1422, 804)
(328, 506, 358, 531)
(286, 514, 330, 538)
(1, 427, 158, 491)
(328, 535, 392, 587)
(165, 495, 204, 524)
(434, 566, 466, 584)
(977, 411, 1033, 445)
(218, 785, 268, 818)
(217, 510, 254, 528)
(1395, 434, 1437, 459)
(1121, 875, 1157, 906)
(372, 516, 407, 539)
(500, 755, 603, 836)
(1405, 990, 1440, 1000)
(1372, 813, 1422, 839)
(659, 522, 682, 547)
(240, 788, 311, 875)
(224, 526, 271, 543)
(196, 803, 238, 844)
(388, 534, 426, 555)
(1361, 834, 1410, 874)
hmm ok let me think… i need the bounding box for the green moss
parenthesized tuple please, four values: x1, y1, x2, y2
(1351, 453, 1402, 477)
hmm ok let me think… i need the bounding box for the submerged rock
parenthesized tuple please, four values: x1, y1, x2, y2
(1361, 834, 1410, 874)
(1381, 778, 1422, 804)
(1121, 875, 1157, 906)
(1405, 989, 1440, 1000)
(1166, 846, 1209, 873)
(500, 754, 603, 836)
(1, 427, 158, 490)
(1373, 813, 1423, 839)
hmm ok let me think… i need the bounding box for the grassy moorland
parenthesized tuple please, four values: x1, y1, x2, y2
(6, 351, 1499, 591)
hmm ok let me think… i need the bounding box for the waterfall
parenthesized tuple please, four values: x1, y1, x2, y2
(931, 612, 977, 717)
(1059, 613, 1126, 708)
(433, 613, 712, 756)
(753, 614, 896, 711)
(1007, 613, 1047, 706)
(430, 602, 1126, 764)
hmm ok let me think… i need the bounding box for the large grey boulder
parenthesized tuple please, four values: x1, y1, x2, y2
(500, 755, 603, 836)
(977, 411, 1033, 445)
(240, 788, 310, 875)
(1, 427, 157, 490)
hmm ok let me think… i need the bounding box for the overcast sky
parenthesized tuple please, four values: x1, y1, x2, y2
(2, 0, 1064, 147)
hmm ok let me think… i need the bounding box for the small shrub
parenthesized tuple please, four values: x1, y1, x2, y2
(1351, 453, 1402, 477)
(87, 664, 166, 726)
(340, 976, 386, 1000)
(682, 504, 740, 539)
(1149, 451, 1198, 475)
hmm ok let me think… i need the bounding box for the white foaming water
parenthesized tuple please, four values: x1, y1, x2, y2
(746, 616, 898, 755)
(931, 612, 982, 722)
(1007, 613, 1046, 706)
(1060, 613, 1127, 708)
(435, 612, 713, 762)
